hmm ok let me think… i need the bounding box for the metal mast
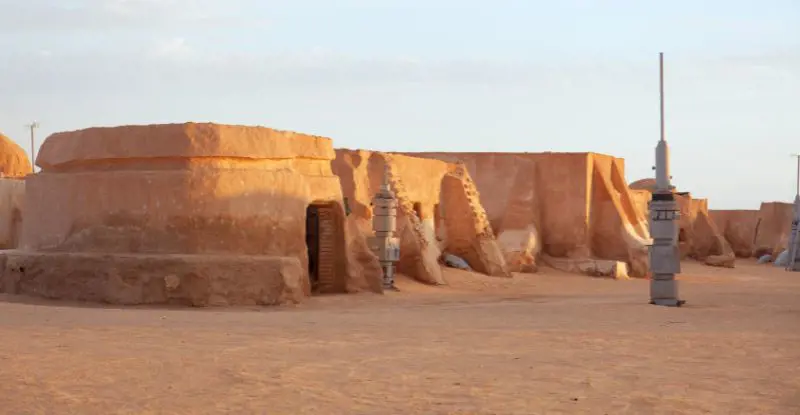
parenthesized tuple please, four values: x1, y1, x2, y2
(25, 121, 39, 174)
(660, 52, 665, 143)
(785, 154, 800, 271)
(648, 52, 684, 307)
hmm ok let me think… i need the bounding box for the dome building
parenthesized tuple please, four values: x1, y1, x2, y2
(0, 132, 32, 178)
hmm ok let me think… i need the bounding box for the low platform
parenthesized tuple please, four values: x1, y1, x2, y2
(0, 251, 306, 306)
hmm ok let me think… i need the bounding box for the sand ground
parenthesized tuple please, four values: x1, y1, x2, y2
(1, 260, 798, 415)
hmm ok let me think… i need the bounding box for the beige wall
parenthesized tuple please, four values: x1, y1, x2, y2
(333, 149, 452, 224)
(0, 178, 24, 249)
(709, 209, 758, 257)
(753, 202, 793, 256)
(405, 152, 649, 262)
(333, 149, 509, 279)
(22, 161, 341, 259)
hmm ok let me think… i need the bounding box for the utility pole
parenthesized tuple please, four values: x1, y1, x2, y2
(25, 121, 39, 174)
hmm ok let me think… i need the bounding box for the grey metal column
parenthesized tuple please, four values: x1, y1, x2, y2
(786, 155, 800, 271)
(369, 164, 401, 290)
(649, 52, 685, 307)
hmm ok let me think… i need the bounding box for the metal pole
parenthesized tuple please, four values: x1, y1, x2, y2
(30, 126, 35, 173)
(795, 154, 800, 196)
(659, 52, 665, 143)
(649, 51, 683, 307)
(25, 121, 39, 174)
(788, 154, 800, 271)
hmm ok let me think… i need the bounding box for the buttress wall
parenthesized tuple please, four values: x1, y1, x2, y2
(709, 210, 758, 258)
(405, 152, 650, 276)
(753, 202, 793, 257)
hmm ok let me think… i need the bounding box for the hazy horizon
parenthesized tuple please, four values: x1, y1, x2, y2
(1, 0, 798, 210)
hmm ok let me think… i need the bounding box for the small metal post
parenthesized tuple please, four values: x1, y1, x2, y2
(25, 121, 39, 174)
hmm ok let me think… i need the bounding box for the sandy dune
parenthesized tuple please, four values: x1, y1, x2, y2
(1, 260, 799, 414)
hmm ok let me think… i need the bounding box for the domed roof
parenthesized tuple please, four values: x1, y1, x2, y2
(629, 178, 656, 192)
(0, 132, 33, 178)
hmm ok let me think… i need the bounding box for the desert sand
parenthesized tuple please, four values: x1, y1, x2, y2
(1, 260, 798, 415)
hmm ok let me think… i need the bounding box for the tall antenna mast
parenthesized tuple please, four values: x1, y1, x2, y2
(792, 153, 800, 196)
(649, 51, 684, 307)
(659, 52, 665, 143)
(25, 121, 39, 174)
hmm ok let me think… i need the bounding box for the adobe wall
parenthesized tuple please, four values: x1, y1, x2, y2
(405, 152, 650, 277)
(753, 202, 793, 257)
(0, 123, 382, 306)
(629, 189, 652, 222)
(331, 149, 509, 283)
(439, 163, 509, 277)
(407, 153, 585, 255)
(0, 178, 24, 249)
(709, 210, 759, 258)
(587, 154, 650, 270)
(687, 197, 733, 260)
(708, 203, 791, 259)
(631, 183, 733, 263)
(493, 158, 541, 272)
(0, 134, 31, 251)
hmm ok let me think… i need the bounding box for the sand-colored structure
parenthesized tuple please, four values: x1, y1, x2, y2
(752, 202, 793, 257)
(405, 152, 650, 278)
(0, 122, 770, 307)
(709, 202, 793, 259)
(709, 209, 759, 258)
(0, 179, 25, 249)
(630, 178, 734, 267)
(0, 133, 31, 249)
(0, 123, 382, 306)
(332, 149, 509, 284)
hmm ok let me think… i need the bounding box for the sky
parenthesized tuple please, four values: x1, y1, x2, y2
(0, 0, 798, 209)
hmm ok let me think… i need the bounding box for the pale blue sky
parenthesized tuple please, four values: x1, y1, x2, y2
(0, 0, 798, 209)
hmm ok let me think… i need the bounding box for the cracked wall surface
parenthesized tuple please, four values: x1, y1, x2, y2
(405, 152, 650, 277)
(332, 149, 509, 284)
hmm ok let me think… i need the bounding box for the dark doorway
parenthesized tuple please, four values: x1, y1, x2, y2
(305, 203, 339, 293)
(306, 205, 320, 290)
(413, 202, 423, 219)
(433, 203, 444, 241)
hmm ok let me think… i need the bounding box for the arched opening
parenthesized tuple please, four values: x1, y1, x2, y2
(305, 202, 343, 294)
(678, 228, 687, 243)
